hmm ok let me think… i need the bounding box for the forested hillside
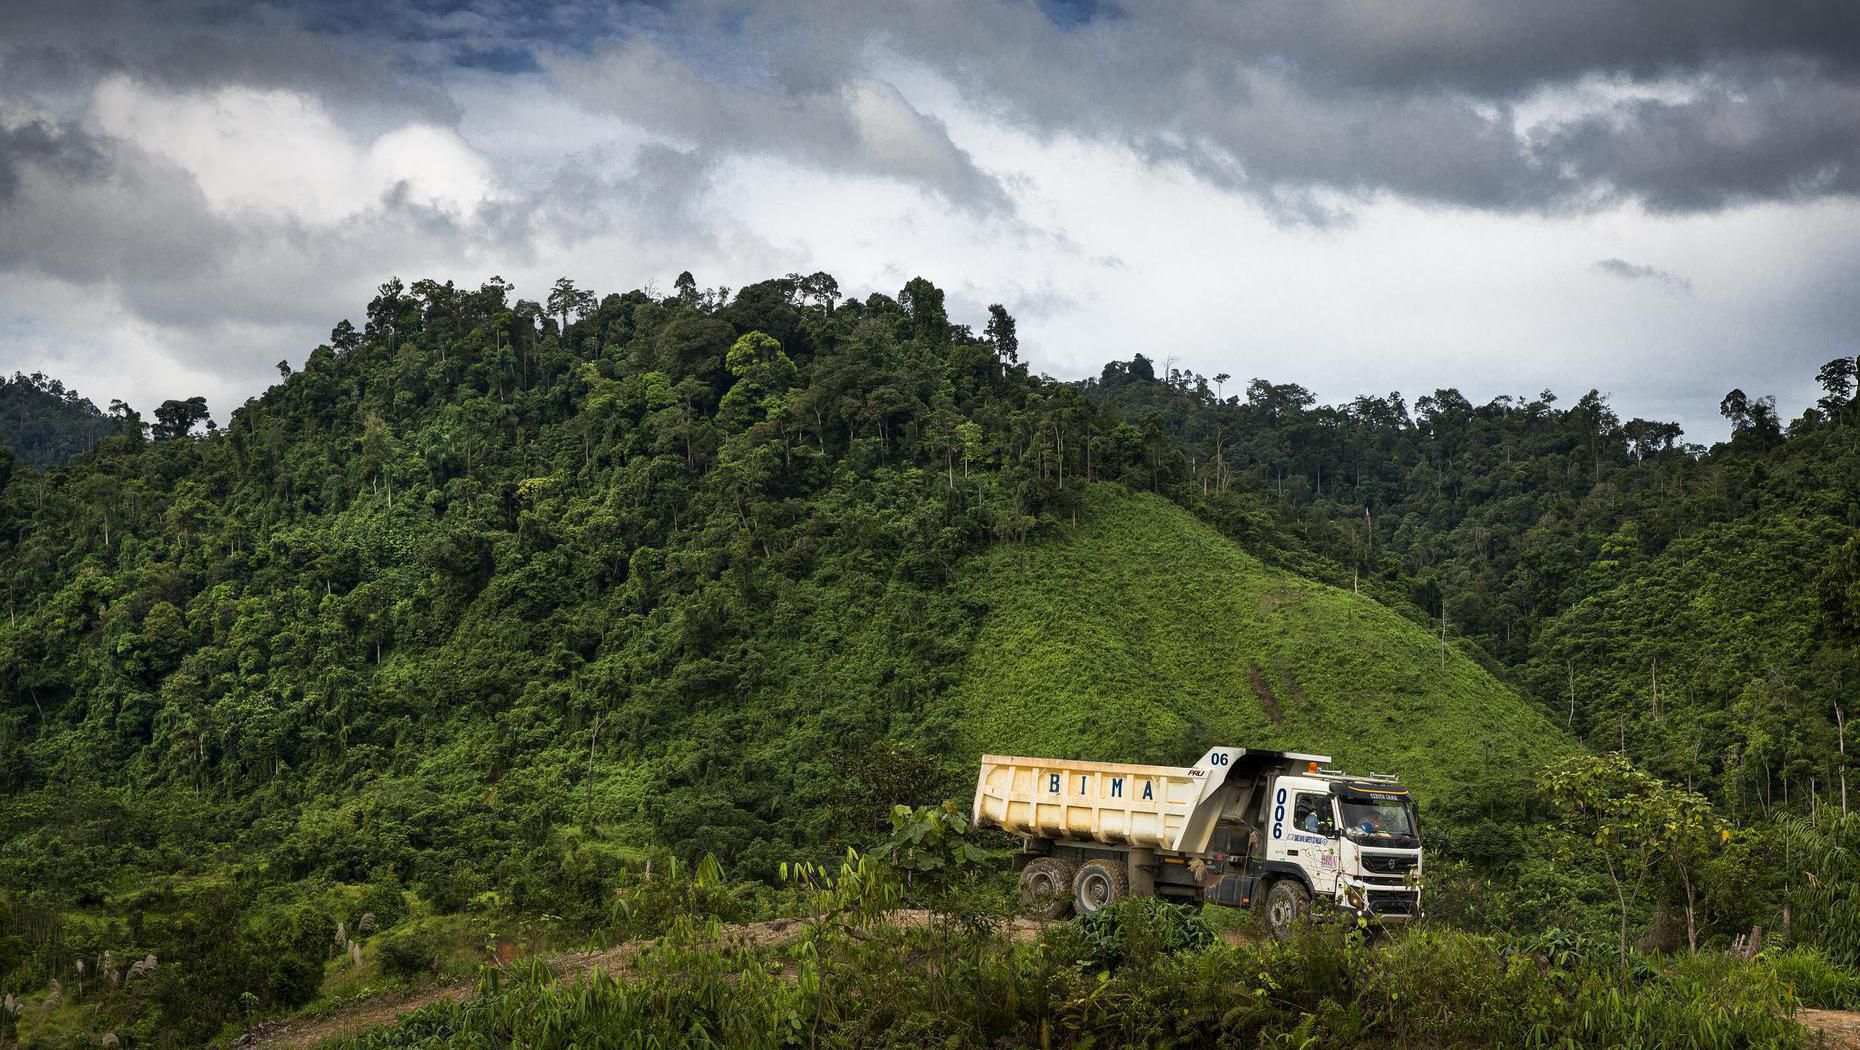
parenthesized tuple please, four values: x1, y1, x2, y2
(1093, 356, 1860, 815)
(2, 270, 1858, 1044)
(0, 373, 121, 470)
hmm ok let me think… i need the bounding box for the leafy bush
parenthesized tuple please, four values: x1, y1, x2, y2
(1782, 814, 1860, 965)
(606, 854, 749, 940)
(1072, 897, 1215, 971)
(243, 899, 332, 1009)
(353, 870, 408, 933)
(374, 929, 439, 983)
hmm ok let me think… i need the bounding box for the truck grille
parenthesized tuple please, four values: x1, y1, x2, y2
(1367, 891, 1418, 916)
(1361, 854, 1417, 877)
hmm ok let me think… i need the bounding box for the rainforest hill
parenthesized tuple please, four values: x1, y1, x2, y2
(2, 272, 1858, 1043)
(0, 373, 120, 470)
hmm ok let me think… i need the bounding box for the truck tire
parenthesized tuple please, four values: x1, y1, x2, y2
(1264, 878, 1311, 940)
(1073, 858, 1129, 916)
(1019, 858, 1078, 919)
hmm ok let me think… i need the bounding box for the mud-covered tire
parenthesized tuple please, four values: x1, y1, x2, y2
(1019, 858, 1078, 919)
(1072, 858, 1130, 916)
(1265, 879, 1311, 940)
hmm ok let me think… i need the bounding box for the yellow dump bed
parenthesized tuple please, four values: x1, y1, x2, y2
(973, 746, 1332, 854)
(971, 753, 1203, 850)
(974, 744, 1333, 853)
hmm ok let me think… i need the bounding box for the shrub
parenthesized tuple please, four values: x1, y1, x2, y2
(606, 854, 748, 940)
(353, 870, 407, 933)
(1072, 897, 1215, 971)
(1762, 947, 1860, 1009)
(243, 899, 330, 1009)
(374, 929, 438, 983)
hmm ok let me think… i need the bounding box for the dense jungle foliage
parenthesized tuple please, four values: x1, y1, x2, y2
(0, 374, 119, 471)
(1095, 354, 1860, 807)
(2, 270, 1859, 1045)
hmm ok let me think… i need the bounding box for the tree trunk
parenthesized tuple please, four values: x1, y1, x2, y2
(1838, 701, 1849, 819)
(1609, 858, 1629, 973)
(1683, 870, 1697, 952)
(585, 713, 603, 828)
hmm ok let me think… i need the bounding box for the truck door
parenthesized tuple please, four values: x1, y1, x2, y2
(1265, 779, 1341, 897)
(1290, 792, 1341, 895)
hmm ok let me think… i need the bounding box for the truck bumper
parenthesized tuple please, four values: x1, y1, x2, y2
(1339, 885, 1422, 923)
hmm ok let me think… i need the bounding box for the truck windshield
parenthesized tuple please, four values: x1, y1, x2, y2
(1338, 793, 1418, 847)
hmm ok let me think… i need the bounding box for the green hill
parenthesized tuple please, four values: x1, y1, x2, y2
(955, 486, 1573, 813)
(1, 372, 119, 469)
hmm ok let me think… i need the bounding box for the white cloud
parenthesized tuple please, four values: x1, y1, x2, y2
(91, 75, 496, 223)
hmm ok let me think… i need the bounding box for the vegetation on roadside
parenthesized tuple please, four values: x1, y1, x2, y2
(321, 818, 1830, 1050)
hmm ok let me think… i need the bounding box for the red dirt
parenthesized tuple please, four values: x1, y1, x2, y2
(1801, 1009, 1860, 1048)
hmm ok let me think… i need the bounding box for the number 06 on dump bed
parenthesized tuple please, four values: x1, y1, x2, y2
(972, 747, 1423, 937)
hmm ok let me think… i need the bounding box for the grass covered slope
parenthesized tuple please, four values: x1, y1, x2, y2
(954, 486, 1573, 813)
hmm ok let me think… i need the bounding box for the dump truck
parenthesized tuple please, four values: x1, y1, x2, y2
(972, 746, 1422, 936)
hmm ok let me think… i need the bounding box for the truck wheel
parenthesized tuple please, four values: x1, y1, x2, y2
(1265, 879, 1311, 940)
(1073, 858, 1130, 916)
(1019, 858, 1078, 919)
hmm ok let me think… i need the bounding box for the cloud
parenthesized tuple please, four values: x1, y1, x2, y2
(0, 0, 463, 122)
(1162, 0, 1860, 94)
(0, 114, 231, 289)
(0, 118, 108, 201)
(701, 0, 1860, 216)
(1535, 66, 1860, 212)
(10, 0, 1860, 218)
(1593, 257, 1693, 294)
(90, 76, 495, 223)
(549, 37, 1012, 214)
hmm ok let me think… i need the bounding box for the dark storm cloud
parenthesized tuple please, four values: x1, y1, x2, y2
(1196, 0, 1860, 94)
(685, 0, 1860, 216)
(0, 115, 236, 313)
(1537, 67, 1860, 212)
(0, 0, 464, 121)
(11, 0, 1860, 216)
(0, 119, 108, 202)
(1594, 258, 1693, 295)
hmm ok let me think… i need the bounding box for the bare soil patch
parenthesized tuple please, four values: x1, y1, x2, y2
(1801, 1009, 1860, 1048)
(1247, 665, 1285, 723)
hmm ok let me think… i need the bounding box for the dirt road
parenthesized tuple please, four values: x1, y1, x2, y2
(1801, 1009, 1860, 1048)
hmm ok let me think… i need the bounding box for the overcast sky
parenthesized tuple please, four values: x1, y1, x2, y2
(3, 0, 1859, 440)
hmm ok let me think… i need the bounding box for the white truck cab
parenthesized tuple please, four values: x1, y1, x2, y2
(1262, 769, 1423, 931)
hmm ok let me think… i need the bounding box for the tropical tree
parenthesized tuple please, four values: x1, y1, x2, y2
(1540, 753, 1720, 966)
